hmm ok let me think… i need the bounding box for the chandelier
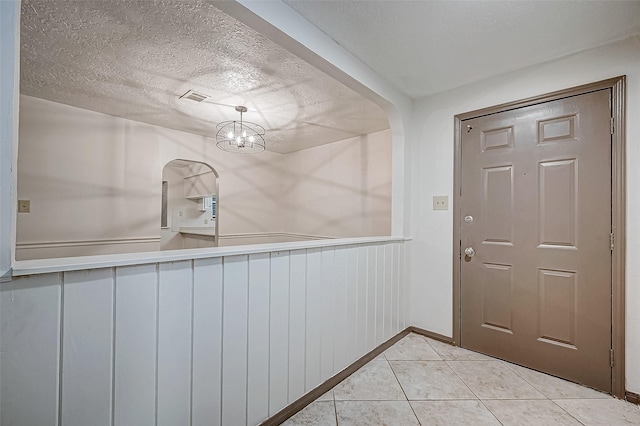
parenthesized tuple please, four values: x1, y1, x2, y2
(216, 106, 266, 153)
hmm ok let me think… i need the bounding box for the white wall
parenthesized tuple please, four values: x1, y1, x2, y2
(0, 0, 19, 280)
(407, 35, 640, 393)
(16, 96, 392, 259)
(16, 96, 161, 259)
(283, 130, 391, 238)
(1, 239, 407, 426)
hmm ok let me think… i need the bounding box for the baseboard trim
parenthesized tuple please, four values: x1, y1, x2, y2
(626, 391, 640, 405)
(408, 326, 454, 345)
(261, 327, 412, 425)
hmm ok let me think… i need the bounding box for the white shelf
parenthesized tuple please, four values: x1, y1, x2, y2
(183, 172, 215, 199)
(179, 227, 216, 237)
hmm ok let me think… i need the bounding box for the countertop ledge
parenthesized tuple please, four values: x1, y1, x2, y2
(11, 236, 410, 277)
(179, 227, 216, 237)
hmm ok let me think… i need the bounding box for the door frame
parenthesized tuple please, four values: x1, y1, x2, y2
(452, 76, 626, 398)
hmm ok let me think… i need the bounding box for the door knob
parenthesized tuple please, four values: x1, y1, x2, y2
(464, 247, 475, 257)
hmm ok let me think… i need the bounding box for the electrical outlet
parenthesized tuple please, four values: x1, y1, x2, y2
(433, 195, 448, 211)
(18, 199, 31, 213)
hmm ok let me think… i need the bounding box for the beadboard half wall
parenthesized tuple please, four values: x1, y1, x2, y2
(1, 239, 407, 426)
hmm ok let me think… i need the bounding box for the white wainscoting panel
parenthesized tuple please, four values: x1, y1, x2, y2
(356, 246, 369, 357)
(221, 255, 249, 426)
(333, 246, 349, 371)
(382, 246, 396, 341)
(305, 248, 323, 392)
(345, 246, 359, 364)
(375, 245, 386, 345)
(366, 246, 377, 350)
(62, 268, 114, 426)
(0, 273, 62, 426)
(400, 243, 407, 329)
(247, 253, 270, 425)
(392, 244, 401, 335)
(157, 261, 193, 426)
(288, 249, 307, 402)
(192, 257, 223, 426)
(269, 251, 290, 416)
(320, 247, 336, 382)
(114, 264, 158, 426)
(1, 240, 406, 426)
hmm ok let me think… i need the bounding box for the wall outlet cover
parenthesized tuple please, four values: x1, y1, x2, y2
(433, 195, 448, 210)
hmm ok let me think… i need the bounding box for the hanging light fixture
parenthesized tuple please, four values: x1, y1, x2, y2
(216, 106, 266, 153)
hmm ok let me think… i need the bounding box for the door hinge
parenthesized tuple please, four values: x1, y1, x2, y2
(610, 117, 615, 135)
(610, 349, 615, 368)
(610, 232, 615, 251)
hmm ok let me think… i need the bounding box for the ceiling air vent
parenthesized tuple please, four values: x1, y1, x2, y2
(179, 90, 209, 103)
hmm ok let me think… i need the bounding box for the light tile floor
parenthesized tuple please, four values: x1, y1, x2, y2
(283, 333, 640, 425)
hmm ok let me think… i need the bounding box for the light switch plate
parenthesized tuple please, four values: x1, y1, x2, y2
(18, 199, 31, 213)
(433, 195, 448, 210)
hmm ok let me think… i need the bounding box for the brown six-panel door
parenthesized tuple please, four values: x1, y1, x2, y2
(460, 89, 612, 392)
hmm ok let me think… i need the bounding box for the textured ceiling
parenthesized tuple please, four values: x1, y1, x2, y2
(285, 0, 640, 98)
(20, 0, 389, 154)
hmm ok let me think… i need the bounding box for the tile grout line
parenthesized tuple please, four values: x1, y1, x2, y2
(477, 401, 507, 426)
(502, 361, 611, 399)
(439, 356, 505, 425)
(501, 361, 545, 392)
(385, 347, 424, 426)
(546, 399, 587, 426)
(419, 336, 483, 403)
(501, 359, 601, 425)
(332, 390, 338, 426)
(442, 352, 586, 425)
(447, 363, 504, 426)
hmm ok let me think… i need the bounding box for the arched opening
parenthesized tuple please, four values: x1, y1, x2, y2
(161, 159, 219, 250)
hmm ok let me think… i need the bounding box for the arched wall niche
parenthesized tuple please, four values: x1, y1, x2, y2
(161, 159, 220, 250)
